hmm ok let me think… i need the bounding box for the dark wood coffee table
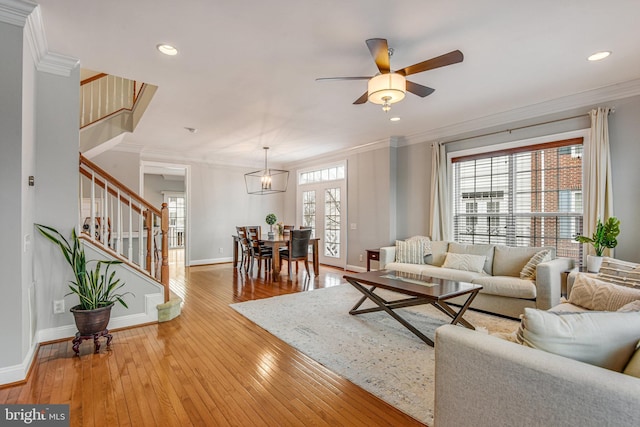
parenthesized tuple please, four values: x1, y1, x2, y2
(343, 270, 483, 346)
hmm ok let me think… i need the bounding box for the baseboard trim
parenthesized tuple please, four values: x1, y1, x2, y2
(346, 264, 367, 273)
(0, 341, 38, 386)
(36, 293, 163, 343)
(190, 257, 233, 266)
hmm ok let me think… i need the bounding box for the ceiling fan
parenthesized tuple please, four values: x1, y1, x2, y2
(316, 38, 463, 112)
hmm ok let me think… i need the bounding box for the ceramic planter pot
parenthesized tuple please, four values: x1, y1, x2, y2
(586, 255, 604, 273)
(70, 303, 113, 336)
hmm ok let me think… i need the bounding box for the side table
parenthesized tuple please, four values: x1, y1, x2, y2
(366, 249, 380, 271)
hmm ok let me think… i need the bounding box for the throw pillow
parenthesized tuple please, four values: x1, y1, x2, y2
(617, 300, 640, 312)
(515, 308, 640, 372)
(519, 249, 552, 280)
(441, 252, 486, 273)
(623, 341, 640, 378)
(395, 239, 425, 264)
(598, 257, 640, 287)
(568, 273, 640, 311)
(405, 235, 432, 256)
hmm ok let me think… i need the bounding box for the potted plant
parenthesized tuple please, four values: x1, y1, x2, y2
(574, 216, 621, 273)
(35, 224, 132, 336)
(265, 213, 277, 239)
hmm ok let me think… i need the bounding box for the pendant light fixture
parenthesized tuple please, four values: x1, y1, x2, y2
(245, 147, 289, 195)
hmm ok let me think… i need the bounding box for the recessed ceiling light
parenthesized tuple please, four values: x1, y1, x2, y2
(390, 117, 401, 122)
(587, 51, 611, 61)
(157, 44, 178, 56)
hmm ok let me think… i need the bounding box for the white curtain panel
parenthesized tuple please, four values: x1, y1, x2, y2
(429, 143, 451, 241)
(583, 107, 614, 260)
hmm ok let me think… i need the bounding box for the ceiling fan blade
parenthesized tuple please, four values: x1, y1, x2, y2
(353, 91, 368, 105)
(397, 50, 464, 76)
(406, 81, 435, 98)
(366, 38, 390, 74)
(316, 76, 372, 81)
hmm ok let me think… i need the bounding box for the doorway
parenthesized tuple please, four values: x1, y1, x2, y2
(140, 161, 191, 271)
(297, 162, 347, 269)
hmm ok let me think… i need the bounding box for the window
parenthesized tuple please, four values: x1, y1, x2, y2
(452, 138, 583, 262)
(302, 190, 316, 238)
(299, 165, 345, 184)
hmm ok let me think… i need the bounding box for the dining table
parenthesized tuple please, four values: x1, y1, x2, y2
(232, 234, 320, 278)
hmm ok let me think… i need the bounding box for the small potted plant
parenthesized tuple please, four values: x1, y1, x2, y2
(574, 216, 621, 272)
(35, 224, 132, 336)
(265, 213, 277, 239)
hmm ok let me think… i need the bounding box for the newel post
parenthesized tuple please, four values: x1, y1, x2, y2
(161, 203, 170, 302)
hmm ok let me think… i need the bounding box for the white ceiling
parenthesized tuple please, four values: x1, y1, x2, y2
(37, 0, 640, 169)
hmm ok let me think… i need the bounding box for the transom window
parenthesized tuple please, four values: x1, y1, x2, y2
(452, 137, 583, 263)
(299, 165, 345, 184)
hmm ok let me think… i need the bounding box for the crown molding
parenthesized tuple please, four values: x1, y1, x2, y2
(0, 0, 35, 26)
(1, 0, 78, 76)
(400, 78, 640, 147)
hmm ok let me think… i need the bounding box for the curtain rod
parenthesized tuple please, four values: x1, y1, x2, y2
(440, 108, 615, 146)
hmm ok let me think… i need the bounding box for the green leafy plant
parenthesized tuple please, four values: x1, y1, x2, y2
(35, 224, 132, 310)
(574, 216, 621, 256)
(265, 213, 277, 225)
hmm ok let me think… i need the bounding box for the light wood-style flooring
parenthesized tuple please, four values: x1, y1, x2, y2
(0, 254, 425, 426)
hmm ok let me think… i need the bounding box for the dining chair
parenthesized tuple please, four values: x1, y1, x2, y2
(235, 226, 252, 273)
(248, 226, 272, 276)
(279, 228, 312, 278)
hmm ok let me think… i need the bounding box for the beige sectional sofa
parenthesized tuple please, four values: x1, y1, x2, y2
(434, 257, 640, 427)
(380, 240, 574, 318)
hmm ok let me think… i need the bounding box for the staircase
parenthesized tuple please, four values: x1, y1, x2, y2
(79, 154, 181, 322)
(79, 72, 157, 158)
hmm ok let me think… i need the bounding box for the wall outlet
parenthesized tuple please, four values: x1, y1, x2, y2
(359, 254, 363, 262)
(350, 223, 357, 230)
(219, 247, 224, 254)
(53, 300, 65, 314)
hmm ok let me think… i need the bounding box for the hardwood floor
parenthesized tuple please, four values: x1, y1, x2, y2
(0, 256, 425, 426)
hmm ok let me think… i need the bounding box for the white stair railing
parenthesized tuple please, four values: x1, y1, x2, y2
(78, 154, 170, 302)
(79, 73, 144, 128)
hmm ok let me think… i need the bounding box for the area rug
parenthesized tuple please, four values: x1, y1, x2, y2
(230, 284, 519, 425)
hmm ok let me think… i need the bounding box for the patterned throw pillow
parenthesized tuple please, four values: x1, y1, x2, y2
(405, 235, 432, 256)
(519, 250, 552, 280)
(569, 273, 640, 311)
(395, 240, 425, 264)
(441, 252, 486, 273)
(598, 257, 640, 287)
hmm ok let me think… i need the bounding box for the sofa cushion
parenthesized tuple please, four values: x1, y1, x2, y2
(623, 341, 640, 378)
(492, 246, 549, 277)
(519, 249, 553, 280)
(516, 308, 640, 372)
(394, 239, 424, 264)
(405, 235, 432, 256)
(569, 273, 640, 311)
(448, 242, 495, 275)
(471, 276, 537, 299)
(425, 241, 449, 266)
(441, 252, 486, 273)
(597, 257, 640, 287)
(384, 262, 427, 275)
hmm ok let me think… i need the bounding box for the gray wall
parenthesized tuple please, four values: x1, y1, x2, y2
(143, 174, 185, 208)
(0, 15, 30, 369)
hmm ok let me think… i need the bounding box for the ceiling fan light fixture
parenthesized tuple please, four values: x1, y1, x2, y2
(368, 73, 406, 109)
